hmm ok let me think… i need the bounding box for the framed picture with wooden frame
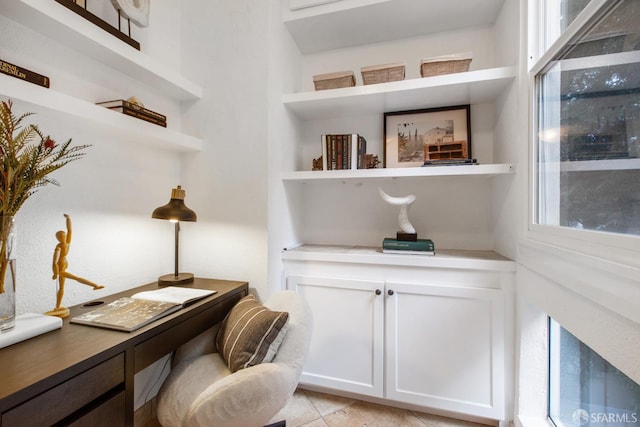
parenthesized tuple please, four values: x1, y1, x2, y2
(383, 105, 471, 168)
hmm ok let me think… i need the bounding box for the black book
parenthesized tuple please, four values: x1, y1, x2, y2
(108, 106, 167, 127)
(96, 99, 167, 122)
(0, 59, 50, 88)
(423, 159, 478, 166)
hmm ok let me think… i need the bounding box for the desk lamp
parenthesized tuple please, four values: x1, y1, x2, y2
(152, 185, 197, 286)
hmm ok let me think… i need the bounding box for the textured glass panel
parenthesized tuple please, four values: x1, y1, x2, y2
(536, 0, 640, 235)
(549, 319, 640, 427)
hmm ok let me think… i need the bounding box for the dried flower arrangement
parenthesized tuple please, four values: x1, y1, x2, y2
(0, 99, 89, 293)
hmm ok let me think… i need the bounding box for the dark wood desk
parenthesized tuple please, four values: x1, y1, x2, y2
(0, 278, 248, 427)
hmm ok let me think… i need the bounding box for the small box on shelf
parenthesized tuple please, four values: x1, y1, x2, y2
(313, 71, 355, 91)
(420, 53, 472, 78)
(361, 62, 405, 85)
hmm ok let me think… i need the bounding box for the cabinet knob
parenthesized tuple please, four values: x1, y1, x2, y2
(388, 289, 394, 296)
(375, 289, 382, 295)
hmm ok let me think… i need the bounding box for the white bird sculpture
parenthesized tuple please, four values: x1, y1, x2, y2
(110, 0, 150, 27)
(378, 188, 416, 234)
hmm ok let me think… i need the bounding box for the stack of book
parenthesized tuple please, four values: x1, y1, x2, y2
(321, 134, 367, 170)
(96, 99, 167, 127)
(423, 158, 477, 166)
(382, 237, 435, 255)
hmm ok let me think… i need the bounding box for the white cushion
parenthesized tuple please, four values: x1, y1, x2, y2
(157, 354, 230, 426)
(157, 291, 313, 427)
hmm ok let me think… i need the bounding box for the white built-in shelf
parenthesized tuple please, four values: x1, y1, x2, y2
(560, 158, 640, 172)
(282, 244, 516, 271)
(283, 163, 514, 183)
(283, 67, 516, 120)
(1, 74, 202, 152)
(283, 0, 506, 54)
(0, 0, 202, 101)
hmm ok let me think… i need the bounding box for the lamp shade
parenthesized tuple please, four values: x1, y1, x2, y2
(152, 185, 197, 222)
(151, 185, 197, 286)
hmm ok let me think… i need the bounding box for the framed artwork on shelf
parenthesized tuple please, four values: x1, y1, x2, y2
(384, 105, 471, 168)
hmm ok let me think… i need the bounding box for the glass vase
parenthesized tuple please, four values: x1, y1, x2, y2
(0, 216, 16, 333)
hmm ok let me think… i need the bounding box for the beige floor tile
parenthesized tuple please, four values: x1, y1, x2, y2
(271, 388, 491, 427)
(412, 411, 489, 427)
(269, 389, 323, 427)
(303, 389, 356, 416)
(299, 418, 330, 427)
(322, 400, 426, 427)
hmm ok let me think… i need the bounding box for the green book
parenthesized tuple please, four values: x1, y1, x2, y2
(382, 238, 435, 251)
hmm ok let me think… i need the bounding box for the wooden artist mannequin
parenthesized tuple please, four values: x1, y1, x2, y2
(45, 214, 103, 318)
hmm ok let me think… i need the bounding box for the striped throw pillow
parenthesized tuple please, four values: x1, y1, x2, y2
(216, 295, 289, 372)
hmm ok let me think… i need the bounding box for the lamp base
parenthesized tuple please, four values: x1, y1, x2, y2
(157, 272, 195, 286)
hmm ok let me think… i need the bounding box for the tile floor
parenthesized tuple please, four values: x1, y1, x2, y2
(268, 388, 492, 427)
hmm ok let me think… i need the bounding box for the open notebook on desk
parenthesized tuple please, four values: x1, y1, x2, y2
(70, 286, 217, 332)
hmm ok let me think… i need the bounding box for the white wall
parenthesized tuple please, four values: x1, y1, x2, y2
(180, 0, 270, 299)
(0, 5, 184, 314)
(490, 0, 522, 261)
(299, 26, 497, 92)
(1, 0, 272, 313)
(267, 1, 304, 294)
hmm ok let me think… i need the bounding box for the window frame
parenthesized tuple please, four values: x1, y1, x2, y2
(547, 316, 640, 427)
(526, 0, 640, 271)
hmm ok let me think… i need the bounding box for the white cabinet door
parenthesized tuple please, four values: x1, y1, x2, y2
(385, 281, 505, 420)
(287, 275, 385, 397)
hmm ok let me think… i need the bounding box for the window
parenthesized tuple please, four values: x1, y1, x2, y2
(529, 4, 640, 425)
(534, 0, 640, 236)
(542, 0, 590, 50)
(548, 318, 640, 427)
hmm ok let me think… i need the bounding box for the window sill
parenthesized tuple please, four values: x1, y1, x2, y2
(525, 224, 640, 271)
(518, 238, 640, 325)
(516, 415, 554, 427)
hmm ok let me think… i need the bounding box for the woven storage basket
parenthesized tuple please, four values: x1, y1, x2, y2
(313, 71, 355, 90)
(361, 63, 405, 85)
(420, 53, 472, 77)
